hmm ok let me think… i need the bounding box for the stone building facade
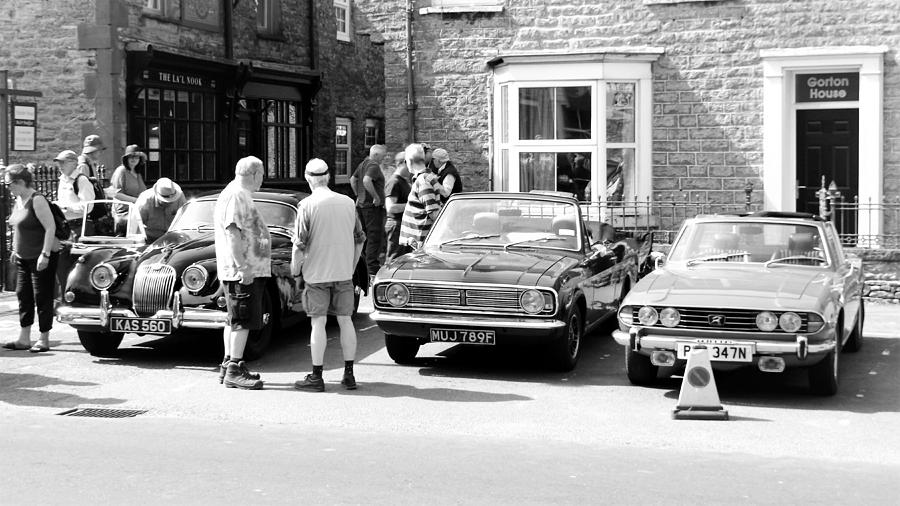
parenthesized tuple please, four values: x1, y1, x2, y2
(355, 0, 900, 240)
(0, 0, 384, 192)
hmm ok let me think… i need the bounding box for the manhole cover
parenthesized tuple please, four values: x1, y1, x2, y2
(57, 408, 147, 418)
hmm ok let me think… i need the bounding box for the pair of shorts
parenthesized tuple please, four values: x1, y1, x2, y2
(303, 280, 354, 317)
(223, 278, 268, 330)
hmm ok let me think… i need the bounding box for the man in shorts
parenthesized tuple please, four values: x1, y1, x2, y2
(213, 156, 270, 390)
(293, 158, 366, 392)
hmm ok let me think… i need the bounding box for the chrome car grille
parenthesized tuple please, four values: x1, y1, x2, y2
(378, 284, 555, 316)
(133, 263, 177, 317)
(624, 306, 810, 333)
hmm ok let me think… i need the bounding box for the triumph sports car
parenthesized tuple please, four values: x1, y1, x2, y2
(613, 211, 864, 395)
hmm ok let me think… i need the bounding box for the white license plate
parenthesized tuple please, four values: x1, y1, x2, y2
(676, 340, 753, 362)
(430, 328, 496, 345)
(110, 317, 172, 335)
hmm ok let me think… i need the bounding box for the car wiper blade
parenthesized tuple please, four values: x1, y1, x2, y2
(439, 234, 500, 248)
(503, 235, 568, 252)
(764, 255, 826, 267)
(686, 251, 748, 266)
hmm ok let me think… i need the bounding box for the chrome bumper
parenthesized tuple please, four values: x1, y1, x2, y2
(56, 291, 227, 330)
(612, 327, 834, 360)
(370, 310, 565, 330)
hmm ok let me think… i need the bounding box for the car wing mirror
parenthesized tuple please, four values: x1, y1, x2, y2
(651, 251, 666, 269)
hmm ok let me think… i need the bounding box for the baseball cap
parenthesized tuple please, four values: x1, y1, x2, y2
(82, 134, 105, 154)
(53, 150, 79, 162)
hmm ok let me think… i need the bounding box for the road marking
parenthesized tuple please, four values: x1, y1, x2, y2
(359, 324, 377, 331)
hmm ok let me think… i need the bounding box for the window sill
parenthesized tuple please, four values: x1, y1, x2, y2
(419, 0, 504, 15)
(257, 30, 286, 42)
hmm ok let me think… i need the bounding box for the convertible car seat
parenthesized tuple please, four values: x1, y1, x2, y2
(712, 232, 740, 251)
(770, 232, 821, 263)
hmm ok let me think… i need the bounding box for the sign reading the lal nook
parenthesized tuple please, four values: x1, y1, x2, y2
(142, 70, 217, 90)
(796, 73, 859, 103)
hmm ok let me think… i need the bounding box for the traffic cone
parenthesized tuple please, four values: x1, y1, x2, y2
(672, 345, 729, 420)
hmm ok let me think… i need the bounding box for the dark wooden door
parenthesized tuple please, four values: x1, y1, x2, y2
(796, 109, 858, 220)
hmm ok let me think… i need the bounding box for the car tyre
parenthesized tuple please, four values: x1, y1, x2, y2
(844, 302, 864, 353)
(78, 330, 123, 357)
(625, 345, 658, 385)
(809, 330, 840, 396)
(244, 291, 274, 361)
(385, 334, 419, 364)
(552, 303, 583, 372)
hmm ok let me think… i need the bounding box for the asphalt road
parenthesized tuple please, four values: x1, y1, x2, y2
(1, 293, 899, 504)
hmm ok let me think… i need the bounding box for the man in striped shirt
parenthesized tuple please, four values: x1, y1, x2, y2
(399, 143, 444, 249)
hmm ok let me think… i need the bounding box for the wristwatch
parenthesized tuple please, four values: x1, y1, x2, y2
(40, 251, 50, 259)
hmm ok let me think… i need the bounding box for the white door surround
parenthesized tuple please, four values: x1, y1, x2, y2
(761, 46, 887, 240)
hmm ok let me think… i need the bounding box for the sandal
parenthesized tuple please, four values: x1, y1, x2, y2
(3, 341, 32, 351)
(29, 344, 50, 353)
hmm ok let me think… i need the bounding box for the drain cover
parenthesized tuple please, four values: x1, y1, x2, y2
(57, 408, 147, 418)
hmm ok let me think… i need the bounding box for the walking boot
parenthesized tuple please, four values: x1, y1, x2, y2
(223, 361, 264, 390)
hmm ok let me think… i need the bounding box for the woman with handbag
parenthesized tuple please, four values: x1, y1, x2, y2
(2, 164, 61, 353)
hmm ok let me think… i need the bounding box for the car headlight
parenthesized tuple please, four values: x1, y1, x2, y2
(182, 265, 209, 292)
(89, 263, 117, 291)
(386, 283, 410, 307)
(637, 306, 658, 326)
(520, 289, 545, 314)
(779, 312, 802, 333)
(659, 307, 681, 328)
(756, 311, 778, 332)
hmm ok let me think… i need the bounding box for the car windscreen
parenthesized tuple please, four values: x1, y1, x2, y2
(668, 222, 828, 266)
(424, 198, 581, 251)
(169, 199, 296, 232)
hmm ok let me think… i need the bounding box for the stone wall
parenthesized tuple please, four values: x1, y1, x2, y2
(851, 248, 900, 304)
(355, 0, 900, 205)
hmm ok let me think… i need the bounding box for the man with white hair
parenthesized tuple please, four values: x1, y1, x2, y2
(399, 143, 444, 250)
(350, 144, 387, 279)
(293, 158, 366, 392)
(213, 156, 270, 390)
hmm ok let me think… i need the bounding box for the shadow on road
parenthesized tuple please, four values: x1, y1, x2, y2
(0, 372, 125, 409)
(262, 381, 531, 402)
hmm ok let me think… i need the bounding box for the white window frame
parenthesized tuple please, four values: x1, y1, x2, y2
(257, 0, 279, 33)
(144, 0, 164, 14)
(335, 117, 352, 181)
(335, 0, 351, 42)
(490, 51, 661, 206)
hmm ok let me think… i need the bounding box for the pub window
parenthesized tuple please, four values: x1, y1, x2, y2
(261, 99, 302, 180)
(492, 58, 654, 204)
(335, 117, 352, 179)
(141, 0, 221, 30)
(364, 118, 384, 147)
(335, 0, 351, 42)
(257, 0, 281, 34)
(130, 86, 218, 184)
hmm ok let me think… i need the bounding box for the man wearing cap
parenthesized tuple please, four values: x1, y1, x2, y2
(78, 134, 105, 179)
(214, 156, 270, 390)
(292, 158, 365, 392)
(134, 177, 186, 242)
(54, 149, 96, 293)
(431, 148, 463, 203)
(349, 144, 387, 279)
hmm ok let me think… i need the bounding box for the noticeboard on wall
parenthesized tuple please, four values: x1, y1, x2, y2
(11, 102, 36, 151)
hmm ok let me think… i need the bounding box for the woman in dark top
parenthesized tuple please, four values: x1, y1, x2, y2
(2, 164, 61, 352)
(109, 144, 147, 236)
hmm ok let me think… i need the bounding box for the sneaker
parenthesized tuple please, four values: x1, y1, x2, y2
(223, 362, 264, 390)
(218, 360, 260, 384)
(341, 373, 357, 390)
(294, 374, 325, 392)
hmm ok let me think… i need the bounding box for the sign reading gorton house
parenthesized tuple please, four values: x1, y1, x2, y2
(796, 73, 859, 103)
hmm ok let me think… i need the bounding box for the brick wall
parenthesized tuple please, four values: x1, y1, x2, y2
(355, 0, 900, 204)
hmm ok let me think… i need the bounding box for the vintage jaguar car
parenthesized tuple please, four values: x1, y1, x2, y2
(56, 189, 368, 359)
(371, 191, 650, 371)
(69, 199, 146, 257)
(613, 211, 864, 396)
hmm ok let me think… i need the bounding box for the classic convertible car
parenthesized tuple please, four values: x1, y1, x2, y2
(371, 191, 650, 371)
(613, 211, 864, 396)
(56, 189, 368, 359)
(69, 199, 145, 256)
